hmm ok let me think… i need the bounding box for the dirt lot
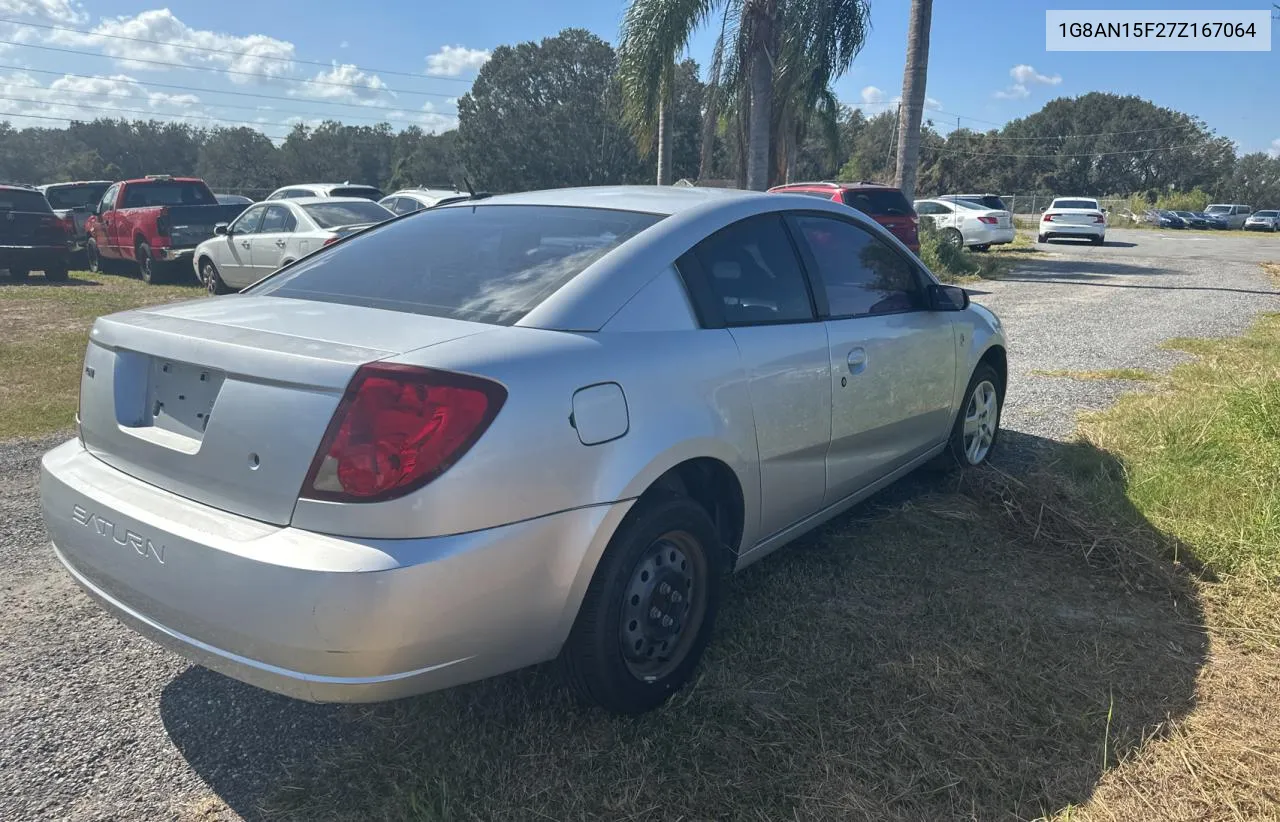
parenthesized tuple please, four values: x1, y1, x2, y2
(1, 231, 1278, 821)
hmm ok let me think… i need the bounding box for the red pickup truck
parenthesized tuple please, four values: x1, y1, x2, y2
(85, 175, 250, 284)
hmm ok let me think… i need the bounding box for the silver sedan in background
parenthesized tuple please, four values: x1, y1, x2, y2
(193, 197, 394, 293)
(42, 186, 1006, 714)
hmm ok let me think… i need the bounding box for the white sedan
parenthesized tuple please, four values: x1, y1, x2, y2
(194, 197, 394, 294)
(379, 187, 473, 215)
(913, 198, 1015, 251)
(1037, 197, 1107, 245)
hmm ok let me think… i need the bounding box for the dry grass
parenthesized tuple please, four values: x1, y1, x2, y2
(0, 271, 198, 438)
(1263, 261, 1280, 284)
(1033, 368, 1157, 382)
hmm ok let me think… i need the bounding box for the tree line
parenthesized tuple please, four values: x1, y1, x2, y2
(0, 27, 1275, 205)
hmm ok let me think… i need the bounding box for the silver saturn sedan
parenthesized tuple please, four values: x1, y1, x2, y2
(40, 185, 1006, 714)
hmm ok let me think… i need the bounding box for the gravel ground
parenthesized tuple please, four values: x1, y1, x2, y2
(1, 231, 1277, 821)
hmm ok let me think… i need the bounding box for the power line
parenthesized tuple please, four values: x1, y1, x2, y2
(0, 39, 462, 98)
(0, 80, 456, 127)
(0, 18, 476, 84)
(0, 64, 459, 115)
(0, 92, 293, 136)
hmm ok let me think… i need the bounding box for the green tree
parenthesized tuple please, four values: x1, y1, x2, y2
(457, 29, 642, 192)
(197, 128, 283, 195)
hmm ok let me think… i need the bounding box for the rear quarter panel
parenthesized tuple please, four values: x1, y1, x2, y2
(288, 325, 763, 549)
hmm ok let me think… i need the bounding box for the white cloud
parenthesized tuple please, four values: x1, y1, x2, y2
(1010, 64, 1062, 87)
(1269, 138, 1280, 159)
(291, 62, 389, 103)
(995, 64, 1062, 100)
(47, 9, 295, 84)
(859, 85, 886, 105)
(0, 0, 86, 25)
(426, 45, 490, 76)
(339, 40, 349, 49)
(0, 71, 206, 128)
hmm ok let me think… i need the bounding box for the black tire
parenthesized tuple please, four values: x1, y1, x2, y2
(562, 494, 726, 714)
(136, 243, 165, 284)
(44, 264, 69, 282)
(1091, 235, 1105, 245)
(1036, 234, 1048, 244)
(86, 241, 103, 274)
(200, 258, 230, 295)
(941, 228, 964, 250)
(947, 362, 1003, 467)
(8, 267, 29, 281)
(971, 243, 990, 252)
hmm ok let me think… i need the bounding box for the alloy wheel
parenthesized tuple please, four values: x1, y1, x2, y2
(962, 380, 998, 464)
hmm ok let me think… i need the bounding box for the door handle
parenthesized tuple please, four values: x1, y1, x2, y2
(240, 241, 251, 249)
(275, 240, 286, 247)
(847, 347, 867, 374)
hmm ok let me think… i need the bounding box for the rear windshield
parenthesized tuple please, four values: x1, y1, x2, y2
(842, 189, 912, 216)
(303, 201, 394, 228)
(1053, 199, 1099, 210)
(329, 186, 384, 200)
(44, 183, 110, 210)
(957, 195, 1006, 210)
(1205, 205, 1230, 214)
(122, 181, 215, 208)
(0, 189, 52, 212)
(252, 205, 664, 325)
(951, 199, 991, 211)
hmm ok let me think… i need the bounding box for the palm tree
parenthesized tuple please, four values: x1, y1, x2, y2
(620, 0, 867, 191)
(894, 0, 933, 200)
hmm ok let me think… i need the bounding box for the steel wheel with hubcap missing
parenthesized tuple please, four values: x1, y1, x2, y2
(619, 529, 708, 681)
(948, 363, 1002, 467)
(562, 494, 724, 714)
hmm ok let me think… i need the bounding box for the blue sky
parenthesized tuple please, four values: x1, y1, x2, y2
(0, 0, 1274, 155)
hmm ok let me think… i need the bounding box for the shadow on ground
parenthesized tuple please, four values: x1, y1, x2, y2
(1040, 239, 1139, 249)
(161, 431, 1207, 821)
(0, 274, 101, 287)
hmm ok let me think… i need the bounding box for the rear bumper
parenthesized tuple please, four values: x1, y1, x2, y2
(968, 226, 1016, 246)
(1040, 223, 1105, 239)
(0, 245, 69, 266)
(154, 246, 195, 262)
(40, 439, 631, 702)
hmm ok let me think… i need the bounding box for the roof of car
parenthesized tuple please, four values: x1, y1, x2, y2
(279, 183, 381, 190)
(268, 196, 386, 207)
(121, 176, 205, 184)
(454, 185, 760, 216)
(37, 181, 113, 189)
(769, 180, 900, 191)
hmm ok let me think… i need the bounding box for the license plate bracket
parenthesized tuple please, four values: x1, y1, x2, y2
(147, 359, 224, 440)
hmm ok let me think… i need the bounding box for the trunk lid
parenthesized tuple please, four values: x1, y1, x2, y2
(77, 296, 492, 524)
(1050, 209, 1102, 226)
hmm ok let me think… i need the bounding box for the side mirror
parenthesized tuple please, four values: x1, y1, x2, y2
(929, 283, 969, 311)
(214, 223, 229, 236)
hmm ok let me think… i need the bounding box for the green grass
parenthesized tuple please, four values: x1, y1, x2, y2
(919, 223, 1039, 282)
(1032, 368, 1157, 382)
(1079, 312, 1280, 579)
(0, 270, 198, 439)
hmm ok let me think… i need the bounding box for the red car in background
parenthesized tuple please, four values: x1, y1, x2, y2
(768, 181, 920, 253)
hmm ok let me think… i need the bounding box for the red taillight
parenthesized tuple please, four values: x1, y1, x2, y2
(977, 215, 998, 225)
(1093, 214, 1106, 223)
(301, 364, 506, 502)
(1043, 213, 1060, 222)
(322, 236, 341, 247)
(155, 213, 169, 237)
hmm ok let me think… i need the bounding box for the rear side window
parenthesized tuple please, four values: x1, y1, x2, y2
(791, 215, 925, 318)
(252, 205, 663, 325)
(0, 189, 53, 212)
(329, 186, 384, 200)
(840, 188, 912, 216)
(689, 215, 815, 326)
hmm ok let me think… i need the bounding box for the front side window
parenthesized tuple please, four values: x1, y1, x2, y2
(98, 184, 119, 213)
(791, 215, 925, 318)
(231, 206, 266, 235)
(690, 215, 815, 326)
